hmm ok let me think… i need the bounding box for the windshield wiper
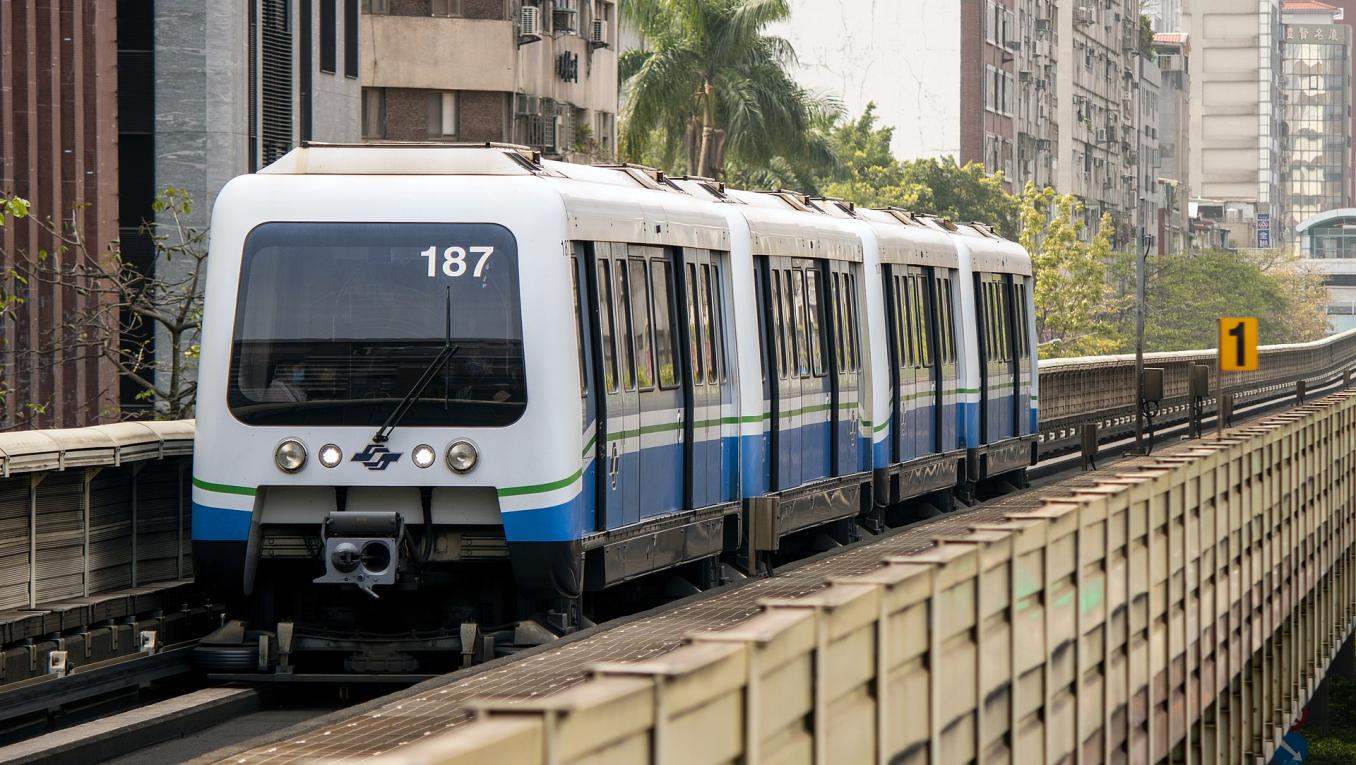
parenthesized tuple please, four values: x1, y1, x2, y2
(371, 287, 458, 444)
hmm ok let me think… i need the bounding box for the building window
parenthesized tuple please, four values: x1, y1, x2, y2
(362, 87, 385, 139)
(259, 0, 295, 166)
(432, 0, 462, 16)
(428, 91, 457, 137)
(361, 0, 389, 12)
(344, 0, 358, 77)
(320, 0, 337, 73)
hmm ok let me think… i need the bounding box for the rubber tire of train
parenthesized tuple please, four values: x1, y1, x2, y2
(191, 644, 262, 673)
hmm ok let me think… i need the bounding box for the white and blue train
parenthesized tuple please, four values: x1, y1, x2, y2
(192, 144, 1036, 664)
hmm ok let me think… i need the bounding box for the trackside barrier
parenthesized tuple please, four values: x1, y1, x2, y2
(1036, 326, 1356, 457)
(355, 390, 1356, 764)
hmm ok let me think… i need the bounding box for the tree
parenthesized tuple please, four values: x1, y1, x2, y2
(1132, 249, 1326, 351)
(818, 105, 1020, 237)
(1019, 183, 1123, 357)
(0, 188, 206, 422)
(619, 0, 839, 179)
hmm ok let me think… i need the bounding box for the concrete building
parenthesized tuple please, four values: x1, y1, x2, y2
(1184, 0, 1285, 250)
(0, 0, 120, 428)
(1154, 33, 1192, 253)
(360, 0, 619, 162)
(776, 0, 1058, 194)
(1279, 1, 1353, 240)
(1055, 0, 1145, 247)
(1137, 57, 1163, 251)
(1296, 210, 1356, 331)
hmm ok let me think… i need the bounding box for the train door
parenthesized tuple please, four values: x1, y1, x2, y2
(766, 258, 801, 490)
(628, 247, 684, 519)
(885, 266, 916, 463)
(976, 272, 1016, 442)
(1012, 277, 1034, 437)
(827, 262, 860, 476)
(935, 272, 960, 452)
(682, 250, 722, 508)
(572, 246, 597, 531)
(910, 270, 938, 458)
(794, 261, 832, 483)
(753, 262, 775, 494)
(594, 244, 640, 528)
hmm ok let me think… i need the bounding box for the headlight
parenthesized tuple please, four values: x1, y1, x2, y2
(274, 439, 307, 473)
(318, 444, 342, 468)
(446, 440, 478, 473)
(412, 444, 436, 469)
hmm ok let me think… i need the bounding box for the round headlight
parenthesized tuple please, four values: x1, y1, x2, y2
(274, 439, 307, 473)
(411, 444, 436, 469)
(446, 440, 478, 473)
(318, 444, 343, 468)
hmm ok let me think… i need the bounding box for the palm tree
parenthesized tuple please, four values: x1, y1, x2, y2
(619, 0, 838, 180)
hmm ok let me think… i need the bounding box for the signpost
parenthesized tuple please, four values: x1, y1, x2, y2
(1217, 317, 1259, 436)
(1257, 213, 1272, 249)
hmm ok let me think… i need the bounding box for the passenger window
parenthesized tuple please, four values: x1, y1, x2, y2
(686, 262, 704, 382)
(791, 268, 809, 377)
(572, 262, 586, 397)
(770, 268, 787, 379)
(754, 267, 767, 382)
(895, 276, 910, 368)
(597, 259, 618, 393)
(915, 277, 931, 368)
(615, 261, 636, 390)
(847, 274, 861, 372)
(629, 259, 655, 390)
(805, 270, 826, 377)
(831, 272, 846, 372)
(780, 270, 798, 378)
(706, 264, 725, 382)
(1015, 284, 1028, 360)
(651, 260, 679, 389)
(697, 265, 715, 384)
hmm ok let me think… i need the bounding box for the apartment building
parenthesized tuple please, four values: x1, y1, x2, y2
(1184, 0, 1285, 250)
(1153, 33, 1192, 254)
(359, 0, 619, 162)
(1055, 0, 1143, 247)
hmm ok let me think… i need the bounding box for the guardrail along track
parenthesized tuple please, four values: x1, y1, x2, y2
(315, 391, 1356, 765)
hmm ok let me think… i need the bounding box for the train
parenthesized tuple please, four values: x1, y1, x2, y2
(190, 143, 1037, 674)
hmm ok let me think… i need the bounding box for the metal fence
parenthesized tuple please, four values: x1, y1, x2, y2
(355, 390, 1356, 764)
(0, 421, 194, 612)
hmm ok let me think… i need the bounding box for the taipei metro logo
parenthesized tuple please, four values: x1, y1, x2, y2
(352, 444, 402, 470)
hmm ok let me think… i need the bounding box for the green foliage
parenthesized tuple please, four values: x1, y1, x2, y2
(1020, 184, 1123, 357)
(1128, 249, 1325, 352)
(619, 0, 840, 179)
(1308, 674, 1356, 763)
(1139, 14, 1155, 58)
(818, 105, 1019, 237)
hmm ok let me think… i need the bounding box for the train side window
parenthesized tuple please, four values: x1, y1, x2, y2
(791, 268, 809, 377)
(770, 267, 787, 379)
(829, 271, 840, 374)
(805, 269, 826, 377)
(597, 259, 618, 393)
(629, 259, 655, 390)
(615, 260, 636, 390)
(754, 267, 768, 382)
(904, 276, 918, 368)
(572, 263, 586, 397)
(686, 262, 705, 382)
(651, 261, 678, 389)
(894, 275, 910, 368)
(706, 264, 726, 382)
(999, 282, 1011, 362)
(705, 263, 726, 382)
(780, 270, 799, 378)
(1014, 283, 1028, 360)
(847, 273, 861, 372)
(916, 277, 931, 368)
(941, 279, 955, 364)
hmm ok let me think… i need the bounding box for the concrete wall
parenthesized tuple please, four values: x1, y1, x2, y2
(777, 0, 962, 162)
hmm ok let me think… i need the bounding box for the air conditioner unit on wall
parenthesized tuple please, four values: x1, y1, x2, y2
(591, 18, 607, 46)
(520, 5, 541, 37)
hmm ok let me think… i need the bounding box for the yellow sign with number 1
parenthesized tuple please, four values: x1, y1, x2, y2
(1219, 317, 1259, 372)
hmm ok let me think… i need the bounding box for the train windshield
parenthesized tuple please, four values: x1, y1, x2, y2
(227, 222, 526, 427)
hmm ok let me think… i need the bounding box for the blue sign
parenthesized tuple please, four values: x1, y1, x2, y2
(1271, 731, 1308, 764)
(1257, 213, 1272, 249)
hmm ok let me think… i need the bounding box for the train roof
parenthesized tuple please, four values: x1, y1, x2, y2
(259, 143, 1020, 270)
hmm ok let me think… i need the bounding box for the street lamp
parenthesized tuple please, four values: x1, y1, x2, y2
(1134, 234, 1153, 453)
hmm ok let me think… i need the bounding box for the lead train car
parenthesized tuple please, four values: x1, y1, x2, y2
(192, 145, 1037, 654)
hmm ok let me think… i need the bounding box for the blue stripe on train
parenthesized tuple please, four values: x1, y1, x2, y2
(192, 502, 252, 541)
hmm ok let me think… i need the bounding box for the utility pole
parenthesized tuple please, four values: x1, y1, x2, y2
(1133, 236, 1151, 453)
